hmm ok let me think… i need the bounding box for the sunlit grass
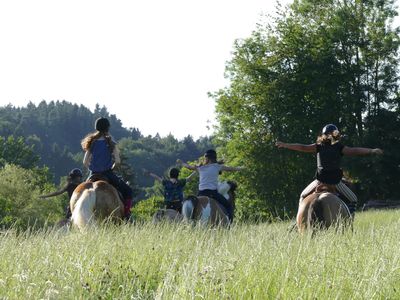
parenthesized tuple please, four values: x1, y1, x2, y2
(0, 210, 399, 299)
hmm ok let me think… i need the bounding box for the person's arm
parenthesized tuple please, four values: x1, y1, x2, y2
(112, 146, 121, 169)
(342, 146, 383, 156)
(83, 151, 92, 168)
(185, 171, 198, 182)
(220, 165, 244, 172)
(40, 185, 68, 199)
(142, 169, 163, 182)
(176, 159, 197, 171)
(276, 141, 316, 153)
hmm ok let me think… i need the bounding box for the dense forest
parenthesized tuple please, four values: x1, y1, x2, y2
(0, 101, 213, 188)
(0, 0, 399, 228)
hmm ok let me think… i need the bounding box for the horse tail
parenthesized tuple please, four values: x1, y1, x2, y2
(182, 196, 197, 221)
(71, 188, 96, 229)
(308, 195, 324, 230)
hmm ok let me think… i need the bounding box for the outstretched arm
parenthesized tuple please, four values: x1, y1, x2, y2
(220, 165, 244, 172)
(342, 146, 383, 156)
(40, 185, 68, 199)
(185, 171, 198, 182)
(176, 159, 197, 171)
(276, 141, 316, 153)
(142, 169, 163, 182)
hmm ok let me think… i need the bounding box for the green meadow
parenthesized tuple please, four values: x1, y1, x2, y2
(0, 210, 399, 299)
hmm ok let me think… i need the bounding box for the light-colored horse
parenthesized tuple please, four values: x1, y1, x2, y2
(181, 181, 237, 226)
(70, 180, 124, 230)
(296, 184, 352, 234)
(152, 206, 184, 224)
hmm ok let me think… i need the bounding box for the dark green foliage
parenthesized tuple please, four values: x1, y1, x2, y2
(213, 0, 399, 219)
(0, 164, 62, 229)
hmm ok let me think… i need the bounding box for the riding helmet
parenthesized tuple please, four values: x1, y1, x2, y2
(69, 168, 83, 178)
(95, 117, 110, 132)
(204, 149, 217, 160)
(322, 124, 338, 135)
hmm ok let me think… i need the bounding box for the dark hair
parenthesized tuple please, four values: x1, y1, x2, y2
(169, 168, 180, 179)
(95, 117, 110, 132)
(204, 149, 217, 161)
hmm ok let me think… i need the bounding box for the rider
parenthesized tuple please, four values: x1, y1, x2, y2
(40, 168, 84, 220)
(143, 167, 196, 213)
(178, 149, 243, 223)
(276, 124, 383, 214)
(81, 117, 133, 220)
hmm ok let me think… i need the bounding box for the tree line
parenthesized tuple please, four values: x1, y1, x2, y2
(0, 0, 398, 227)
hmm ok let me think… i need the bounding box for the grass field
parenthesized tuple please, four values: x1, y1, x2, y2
(0, 210, 399, 299)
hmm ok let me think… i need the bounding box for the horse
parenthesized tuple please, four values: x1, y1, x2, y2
(70, 180, 124, 230)
(152, 205, 184, 224)
(296, 184, 352, 234)
(181, 181, 237, 226)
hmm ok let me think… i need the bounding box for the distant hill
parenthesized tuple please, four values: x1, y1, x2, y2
(0, 100, 213, 187)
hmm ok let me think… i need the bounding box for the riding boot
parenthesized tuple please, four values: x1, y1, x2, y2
(124, 198, 133, 221)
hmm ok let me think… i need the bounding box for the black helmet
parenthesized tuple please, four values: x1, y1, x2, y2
(95, 117, 110, 132)
(322, 124, 338, 135)
(204, 149, 217, 160)
(69, 168, 83, 178)
(169, 168, 180, 179)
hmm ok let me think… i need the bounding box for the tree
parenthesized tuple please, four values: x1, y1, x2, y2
(213, 0, 399, 219)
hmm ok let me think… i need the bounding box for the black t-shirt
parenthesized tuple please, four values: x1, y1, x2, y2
(315, 141, 344, 184)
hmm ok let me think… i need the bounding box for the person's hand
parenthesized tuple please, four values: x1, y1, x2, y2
(275, 141, 286, 148)
(39, 195, 46, 199)
(176, 159, 183, 165)
(142, 168, 150, 176)
(371, 148, 383, 155)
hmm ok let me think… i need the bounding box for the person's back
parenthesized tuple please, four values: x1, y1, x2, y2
(144, 167, 194, 213)
(178, 149, 243, 222)
(82, 117, 133, 220)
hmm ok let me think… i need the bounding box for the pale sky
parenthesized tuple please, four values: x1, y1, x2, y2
(0, 0, 291, 139)
(0, 0, 397, 139)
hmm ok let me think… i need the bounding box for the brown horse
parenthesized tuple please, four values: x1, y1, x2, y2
(296, 184, 352, 234)
(70, 180, 124, 229)
(181, 181, 237, 226)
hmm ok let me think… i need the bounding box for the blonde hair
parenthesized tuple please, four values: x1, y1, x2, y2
(316, 130, 341, 145)
(81, 131, 115, 152)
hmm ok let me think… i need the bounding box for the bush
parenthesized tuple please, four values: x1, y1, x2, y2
(0, 164, 63, 229)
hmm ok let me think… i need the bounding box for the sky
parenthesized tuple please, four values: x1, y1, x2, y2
(0, 0, 291, 139)
(0, 0, 398, 139)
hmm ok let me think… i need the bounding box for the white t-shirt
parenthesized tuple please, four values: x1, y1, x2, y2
(198, 163, 222, 191)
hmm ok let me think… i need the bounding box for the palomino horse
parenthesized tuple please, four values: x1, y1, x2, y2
(181, 181, 237, 226)
(296, 184, 352, 234)
(70, 180, 124, 230)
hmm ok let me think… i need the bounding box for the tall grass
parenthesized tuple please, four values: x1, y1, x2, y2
(0, 210, 399, 299)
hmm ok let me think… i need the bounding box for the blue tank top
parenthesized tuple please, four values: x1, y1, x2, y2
(89, 139, 113, 173)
